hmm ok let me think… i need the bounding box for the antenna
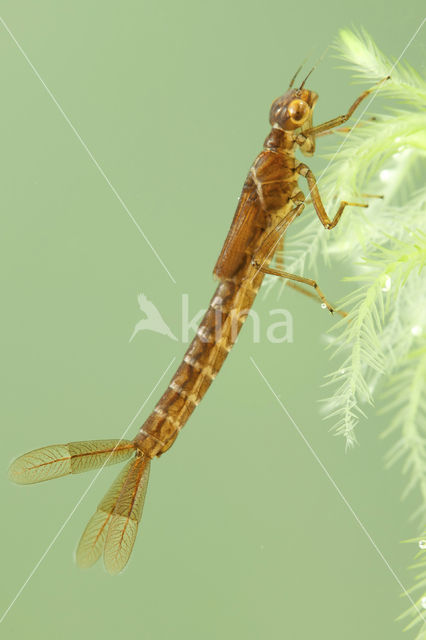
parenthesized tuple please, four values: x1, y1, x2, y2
(288, 60, 306, 88)
(299, 66, 315, 89)
(299, 46, 330, 89)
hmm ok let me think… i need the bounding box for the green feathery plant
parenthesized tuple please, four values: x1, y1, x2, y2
(265, 28, 426, 637)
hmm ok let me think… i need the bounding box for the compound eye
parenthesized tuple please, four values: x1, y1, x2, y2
(288, 99, 309, 123)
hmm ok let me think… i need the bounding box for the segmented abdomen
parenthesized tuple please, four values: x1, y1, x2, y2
(134, 270, 264, 458)
(135, 138, 297, 459)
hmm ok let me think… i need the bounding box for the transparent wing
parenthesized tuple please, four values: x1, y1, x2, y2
(103, 454, 150, 575)
(75, 458, 136, 569)
(9, 439, 135, 484)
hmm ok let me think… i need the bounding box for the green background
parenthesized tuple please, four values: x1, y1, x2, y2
(0, 2, 424, 639)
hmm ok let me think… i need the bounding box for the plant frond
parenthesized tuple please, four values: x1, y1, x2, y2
(264, 28, 426, 637)
(336, 28, 426, 106)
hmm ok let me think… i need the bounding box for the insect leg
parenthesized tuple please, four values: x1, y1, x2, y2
(252, 201, 306, 269)
(274, 234, 333, 307)
(275, 235, 284, 270)
(252, 205, 346, 316)
(299, 77, 389, 139)
(254, 263, 346, 316)
(297, 163, 368, 230)
(314, 117, 377, 138)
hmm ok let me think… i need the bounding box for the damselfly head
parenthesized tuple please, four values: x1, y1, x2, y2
(269, 88, 318, 131)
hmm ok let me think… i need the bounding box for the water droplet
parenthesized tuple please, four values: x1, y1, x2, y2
(380, 169, 392, 182)
(340, 369, 346, 375)
(393, 147, 410, 160)
(419, 540, 426, 549)
(421, 597, 426, 609)
(412, 326, 423, 337)
(381, 276, 392, 292)
(321, 303, 327, 309)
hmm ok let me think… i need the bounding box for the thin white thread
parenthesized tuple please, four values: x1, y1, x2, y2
(250, 356, 426, 626)
(1, 11, 425, 629)
(0, 357, 175, 625)
(315, 17, 426, 187)
(252, 17, 425, 280)
(0, 17, 176, 285)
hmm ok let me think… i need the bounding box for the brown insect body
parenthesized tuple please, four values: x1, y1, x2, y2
(10, 73, 387, 573)
(134, 88, 316, 459)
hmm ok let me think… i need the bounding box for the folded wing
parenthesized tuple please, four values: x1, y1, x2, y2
(76, 457, 133, 568)
(104, 454, 150, 575)
(9, 439, 135, 484)
(76, 454, 150, 573)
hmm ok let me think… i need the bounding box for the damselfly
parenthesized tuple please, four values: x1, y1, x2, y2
(9, 68, 388, 574)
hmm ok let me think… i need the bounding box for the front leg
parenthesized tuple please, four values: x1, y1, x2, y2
(297, 163, 368, 230)
(297, 77, 389, 140)
(314, 116, 377, 138)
